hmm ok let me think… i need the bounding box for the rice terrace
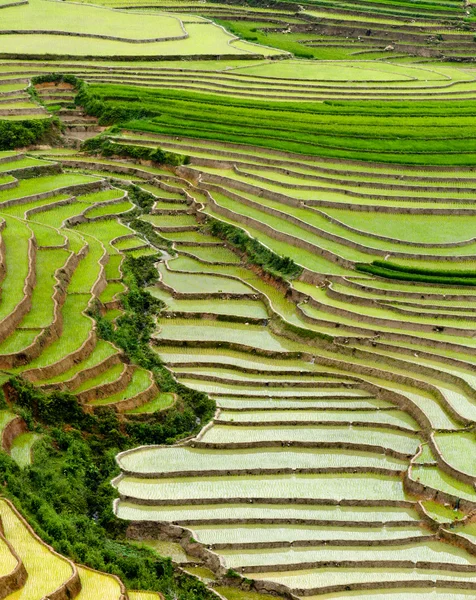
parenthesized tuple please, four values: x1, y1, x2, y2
(3, 0, 476, 599)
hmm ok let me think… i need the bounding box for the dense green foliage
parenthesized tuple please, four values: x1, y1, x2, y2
(206, 217, 302, 279)
(0, 118, 58, 150)
(75, 82, 476, 165)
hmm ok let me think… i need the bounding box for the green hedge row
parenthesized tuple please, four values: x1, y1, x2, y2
(81, 136, 187, 167)
(206, 217, 302, 280)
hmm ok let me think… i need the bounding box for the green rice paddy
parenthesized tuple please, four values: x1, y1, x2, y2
(4, 0, 476, 593)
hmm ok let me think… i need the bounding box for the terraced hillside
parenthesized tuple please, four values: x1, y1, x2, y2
(2, 0, 476, 599)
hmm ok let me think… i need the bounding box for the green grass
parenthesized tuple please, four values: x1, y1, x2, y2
(31, 200, 88, 229)
(76, 189, 125, 204)
(74, 83, 476, 165)
(85, 200, 133, 219)
(76, 220, 134, 253)
(10, 432, 41, 468)
(100, 281, 125, 303)
(0, 217, 31, 321)
(0, 156, 52, 172)
(0, 409, 15, 433)
(68, 234, 104, 293)
(20, 249, 70, 328)
(73, 362, 125, 393)
(114, 236, 146, 250)
(125, 392, 174, 414)
(0, 329, 41, 355)
(105, 254, 123, 279)
(0, 173, 97, 203)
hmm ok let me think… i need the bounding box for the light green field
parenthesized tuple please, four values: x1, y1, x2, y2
(125, 392, 174, 414)
(76, 566, 123, 600)
(9, 432, 41, 468)
(0, 7, 281, 57)
(149, 286, 268, 318)
(252, 567, 476, 592)
(218, 408, 418, 429)
(100, 281, 125, 304)
(39, 340, 118, 384)
(15, 294, 92, 371)
(85, 200, 133, 218)
(118, 446, 407, 474)
(221, 539, 476, 568)
(116, 473, 407, 502)
(0, 498, 74, 599)
(411, 466, 476, 501)
(155, 319, 304, 353)
(128, 592, 163, 600)
(76, 220, 133, 253)
(0, 217, 31, 322)
(193, 524, 426, 545)
(115, 501, 420, 524)
(157, 263, 253, 294)
(0, 409, 15, 434)
(19, 249, 69, 328)
(0, 535, 16, 576)
(200, 424, 419, 455)
(0, 0, 184, 40)
(433, 432, 476, 477)
(73, 363, 125, 393)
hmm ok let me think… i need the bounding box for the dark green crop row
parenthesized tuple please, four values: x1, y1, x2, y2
(78, 83, 476, 165)
(356, 262, 476, 285)
(372, 259, 476, 277)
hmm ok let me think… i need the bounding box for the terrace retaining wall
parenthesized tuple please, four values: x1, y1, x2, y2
(404, 467, 476, 513)
(76, 363, 134, 404)
(0, 29, 188, 44)
(40, 351, 123, 392)
(105, 378, 159, 413)
(1, 416, 28, 454)
(126, 520, 225, 574)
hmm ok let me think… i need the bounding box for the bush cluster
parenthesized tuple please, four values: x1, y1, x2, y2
(0, 118, 58, 150)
